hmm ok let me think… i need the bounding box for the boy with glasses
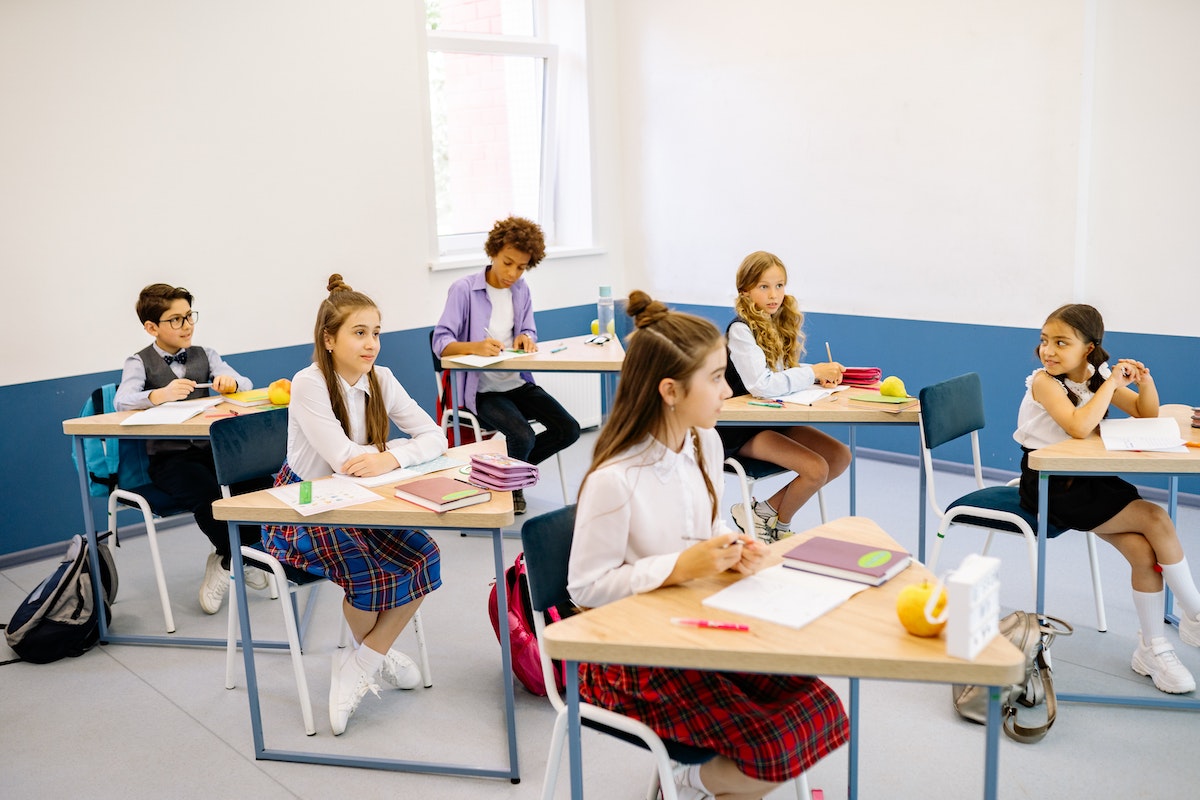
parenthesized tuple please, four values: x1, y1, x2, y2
(115, 283, 271, 614)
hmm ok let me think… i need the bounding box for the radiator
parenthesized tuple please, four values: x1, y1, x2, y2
(535, 372, 603, 430)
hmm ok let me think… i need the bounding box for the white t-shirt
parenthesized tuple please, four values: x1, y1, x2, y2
(479, 284, 526, 394)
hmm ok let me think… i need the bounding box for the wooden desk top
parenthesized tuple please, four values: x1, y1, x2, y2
(61, 402, 272, 438)
(440, 333, 624, 373)
(719, 392, 920, 425)
(1027, 404, 1200, 474)
(211, 440, 515, 529)
(543, 516, 1024, 685)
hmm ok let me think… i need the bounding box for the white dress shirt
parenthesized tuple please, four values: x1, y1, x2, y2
(286, 363, 446, 480)
(568, 427, 738, 608)
(726, 321, 816, 398)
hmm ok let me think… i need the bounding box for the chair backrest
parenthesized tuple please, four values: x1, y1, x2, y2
(209, 408, 289, 491)
(520, 505, 578, 614)
(918, 372, 987, 450)
(74, 384, 154, 497)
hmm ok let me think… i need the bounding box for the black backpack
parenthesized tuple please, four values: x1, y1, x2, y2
(4, 534, 118, 664)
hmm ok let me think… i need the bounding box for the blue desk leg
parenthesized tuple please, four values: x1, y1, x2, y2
(449, 369, 462, 447)
(73, 435, 110, 642)
(1166, 476, 1179, 624)
(566, 663, 583, 800)
(848, 426, 857, 517)
(984, 685, 1001, 800)
(847, 677, 859, 800)
(491, 525, 522, 781)
(917, 434, 928, 565)
(230, 522, 267, 755)
(1037, 473, 1049, 617)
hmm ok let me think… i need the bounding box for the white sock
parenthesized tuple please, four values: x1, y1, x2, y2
(683, 764, 711, 795)
(354, 644, 386, 676)
(1133, 589, 1167, 642)
(1159, 557, 1200, 621)
(775, 519, 792, 533)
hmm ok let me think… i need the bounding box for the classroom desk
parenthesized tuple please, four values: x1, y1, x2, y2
(61, 402, 285, 648)
(542, 516, 1025, 800)
(440, 333, 624, 446)
(1027, 404, 1200, 711)
(718, 392, 929, 560)
(212, 439, 521, 781)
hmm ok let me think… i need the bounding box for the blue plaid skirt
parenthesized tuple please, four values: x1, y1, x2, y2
(263, 463, 441, 612)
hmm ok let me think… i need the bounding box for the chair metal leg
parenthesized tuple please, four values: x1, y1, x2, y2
(225, 574, 239, 689)
(1085, 532, 1108, 632)
(816, 488, 827, 525)
(110, 490, 176, 634)
(794, 770, 812, 799)
(411, 610, 434, 688)
(555, 452, 571, 504)
(540, 710, 569, 800)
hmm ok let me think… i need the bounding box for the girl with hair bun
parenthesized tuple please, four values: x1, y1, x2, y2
(1015, 303, 1200, 694)
(264, 274, 448, 734)
(568, 290, 847, 800)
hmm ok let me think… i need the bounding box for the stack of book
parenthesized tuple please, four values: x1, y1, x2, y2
(466, 453, 539, 491)
(840, 367, 882, 387)
(1193, 407, 1199, 429)
(781, 536, 911, 586)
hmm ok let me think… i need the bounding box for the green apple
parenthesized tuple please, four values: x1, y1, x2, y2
(880, 375, 907, 397)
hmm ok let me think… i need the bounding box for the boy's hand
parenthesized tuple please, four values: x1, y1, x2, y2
(475, 337, 503, 357)
(153, 378, 197, 405)
(513, 333, 537, 353)
(212, 375, 238, 394)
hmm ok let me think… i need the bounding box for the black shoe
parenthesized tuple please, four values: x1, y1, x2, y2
(513, 489, 527, 516)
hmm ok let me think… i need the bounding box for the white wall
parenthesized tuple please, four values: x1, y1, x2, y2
(0, 0, 618, 387)
(610, 0, 1199, 337)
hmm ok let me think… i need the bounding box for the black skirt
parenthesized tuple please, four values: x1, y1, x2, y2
(717, 425, 773, 458)
(1018, 449, 1140, 532)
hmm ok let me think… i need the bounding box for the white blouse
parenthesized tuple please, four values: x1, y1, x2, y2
(567, 427, 738, 609)
(727, 320, 816, 398)
(1013, 364, 1109, 450)
(286, 363, 446, 480)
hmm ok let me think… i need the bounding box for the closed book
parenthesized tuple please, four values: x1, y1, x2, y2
(221, 388, 273, 407)
(393, 476, 491, 513)
(782, 536, 911, 586)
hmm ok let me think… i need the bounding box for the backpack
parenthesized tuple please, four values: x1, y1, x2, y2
(951, 611, 1073, 743)
(72, 384, 153, 497)
(4, 534, 119, 664)
(487, 552, 565, 696)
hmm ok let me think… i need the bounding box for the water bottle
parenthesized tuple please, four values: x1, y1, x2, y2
(596, 285, 615, 339)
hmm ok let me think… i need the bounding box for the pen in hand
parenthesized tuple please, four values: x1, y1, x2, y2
(671, 618, 750, 632)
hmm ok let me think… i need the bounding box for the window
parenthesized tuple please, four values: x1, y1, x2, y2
(425, 0, 591, 261)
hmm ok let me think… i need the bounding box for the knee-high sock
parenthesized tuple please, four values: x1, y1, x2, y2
(1133, 589, 1167, 642)
(1160, 557, 1200, 620)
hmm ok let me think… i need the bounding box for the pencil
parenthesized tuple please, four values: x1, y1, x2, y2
(825, 342, 833, 363)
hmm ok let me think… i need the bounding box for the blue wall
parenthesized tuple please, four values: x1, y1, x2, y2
(4, 304, 1196, 560)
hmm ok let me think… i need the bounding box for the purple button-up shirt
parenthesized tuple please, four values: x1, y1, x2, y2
(432, 268, 537, 413)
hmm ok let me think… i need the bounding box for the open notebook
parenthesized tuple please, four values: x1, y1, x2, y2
(337, 454, 468, 488)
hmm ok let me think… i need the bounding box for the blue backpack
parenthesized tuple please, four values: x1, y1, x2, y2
(72, 384, 153, 497)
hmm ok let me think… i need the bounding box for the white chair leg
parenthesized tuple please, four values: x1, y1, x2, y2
(110, 490, 176, 634)
(272, 564, 316, 736)
(411, 610, 434, 688)
(265, 571, 280, 600)
(980, 530, 996, 557)
(555, 452, 571, 504)
(1085, 532, 1108, 632)
(540, 710, 569, 800)
(816, 487, 827, 524)
(794, 770, 811, 799)
(644, 769, 662, 800)
(225, 574, 239, 689)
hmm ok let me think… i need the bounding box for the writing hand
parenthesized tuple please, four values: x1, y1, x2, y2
(477, 337, 503, 357)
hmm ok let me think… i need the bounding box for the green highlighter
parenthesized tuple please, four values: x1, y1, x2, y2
(299, 481, 312, 504)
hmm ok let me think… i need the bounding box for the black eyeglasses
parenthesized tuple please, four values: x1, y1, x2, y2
(158, 311, 199, 329)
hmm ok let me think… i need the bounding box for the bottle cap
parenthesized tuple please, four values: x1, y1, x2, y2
(599, 285, 612, 298)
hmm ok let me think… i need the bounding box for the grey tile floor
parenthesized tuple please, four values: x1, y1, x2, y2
(3, 428, 1199, 799)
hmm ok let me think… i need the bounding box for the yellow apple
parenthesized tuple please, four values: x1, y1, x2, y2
(880, 375, 907, 397)
(896, 580, 947, 637)
(267, 378, 291, 406)
(591, 318, 599, 335)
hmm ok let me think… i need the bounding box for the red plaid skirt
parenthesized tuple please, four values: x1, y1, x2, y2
(580, 663, 848, 781)
(263, 464, 441, 612)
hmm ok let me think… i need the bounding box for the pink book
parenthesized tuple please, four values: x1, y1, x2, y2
(468, 453, 539, 491)
(781, 536, 910, 586)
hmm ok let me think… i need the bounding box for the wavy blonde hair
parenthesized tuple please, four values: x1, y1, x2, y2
(732, 251, 804, 369)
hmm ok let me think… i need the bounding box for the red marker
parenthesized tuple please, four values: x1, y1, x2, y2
(670, 617, 750, 632)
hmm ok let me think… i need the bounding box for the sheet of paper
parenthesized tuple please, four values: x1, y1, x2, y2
(441, 351, 536, 368)
(119, 396, 225, 425)
(1099, 417, 1186, 452)
(267, 477, 382, 517)
(701, 564, 868, 629)
(775, 385, 851, 406)
(337, 454, 468, 488)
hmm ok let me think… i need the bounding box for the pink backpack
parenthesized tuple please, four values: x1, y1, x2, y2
(488, 552, 565, 696)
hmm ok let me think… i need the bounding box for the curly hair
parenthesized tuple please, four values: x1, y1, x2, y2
(312, 274, 390, 450)
(732, 251, 804, 368)
(484, 216, 546, 268)
(580, 290, 722, 522)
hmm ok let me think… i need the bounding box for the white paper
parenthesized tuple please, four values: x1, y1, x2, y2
(267, 477, 382, 517)
(701, 564, 868, 629)
(440, 351, 536, 368)
(773, 385, 851, 406)
(337, 454, 468, 488)
(119, 396, 225, 425)
(1099, 417, 1186, 452)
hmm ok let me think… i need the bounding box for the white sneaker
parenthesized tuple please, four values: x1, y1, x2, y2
(199, 552, 229, 615)
(668, 762, 715, 800)
(379, 649, 422, 690)
(1178, 612, 1200, 648)
(243, 566, 271, 592)
(730, 500, 777, 543)
(1131, 633, 1196, 694)
(329, 650, 381, 735)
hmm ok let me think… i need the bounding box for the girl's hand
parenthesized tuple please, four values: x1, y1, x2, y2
(674, 534, 746, 580)
(475, 337, 503, 357)
(339, 451, 400, 477)
(212, 375, 238, 394)
(1107, 359, 1141, 389)
(813, 362, 845, 387)
(731, 536, 770, 575)
(513, 333, 537, 353)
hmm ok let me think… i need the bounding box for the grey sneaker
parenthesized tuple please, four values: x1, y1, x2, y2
(730, 501, 777, 543)
(199, 552, 229, 614)
(1132, 633, 1196, 694)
